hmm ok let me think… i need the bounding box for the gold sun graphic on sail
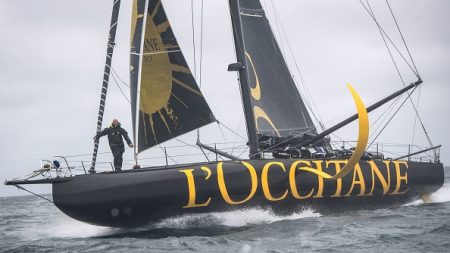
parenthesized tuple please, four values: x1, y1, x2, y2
(134, 0, 214, 150)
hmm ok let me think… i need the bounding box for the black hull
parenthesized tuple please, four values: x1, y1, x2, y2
(52, 159, 444, 227)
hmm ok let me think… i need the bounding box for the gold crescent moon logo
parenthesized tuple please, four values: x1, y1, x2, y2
(299, 83, 369, 179)
(245, 52, 261, 101)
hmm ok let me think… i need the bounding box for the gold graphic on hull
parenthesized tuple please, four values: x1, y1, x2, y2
(300, 84, 369, 179)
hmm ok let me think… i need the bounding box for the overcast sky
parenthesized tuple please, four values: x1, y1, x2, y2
(1, 0, 449, 197)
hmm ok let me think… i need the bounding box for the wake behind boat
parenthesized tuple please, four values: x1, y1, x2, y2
(5, 0, 444, 228)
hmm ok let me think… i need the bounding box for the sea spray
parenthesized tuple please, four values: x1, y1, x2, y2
(429, 180, 450, 203)
(157, 207, 321, 228)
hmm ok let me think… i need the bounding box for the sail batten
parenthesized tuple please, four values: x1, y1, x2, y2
(130, 0, 215, 153)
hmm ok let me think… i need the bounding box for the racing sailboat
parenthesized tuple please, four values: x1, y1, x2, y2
(5, 0, 444, 227)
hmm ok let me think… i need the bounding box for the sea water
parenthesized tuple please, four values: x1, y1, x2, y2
(1, 167, 449, 253)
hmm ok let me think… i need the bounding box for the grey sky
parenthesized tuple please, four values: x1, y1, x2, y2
(0, 0, 448, 197)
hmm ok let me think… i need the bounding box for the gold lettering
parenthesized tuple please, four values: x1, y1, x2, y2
(327, 160, 347, 197)
(345, 163, 366, 196)
(179, 169, 211, 208)
(289, 161, 314, 200)
(262, 162, 289, 201)
(201, 166, 212, 180)
(368, 160, 390, 195)
(312, 161, 324, 198)
(390, 161, 409, 195)
(217, 162, 258, 205)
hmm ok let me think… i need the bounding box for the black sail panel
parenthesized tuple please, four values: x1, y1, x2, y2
(231, 0, 317, 139)
(130, 0, 215, 153)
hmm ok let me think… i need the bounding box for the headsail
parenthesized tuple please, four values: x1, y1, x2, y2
(130, 0, 215, 153)
(228, 0, 317, 155)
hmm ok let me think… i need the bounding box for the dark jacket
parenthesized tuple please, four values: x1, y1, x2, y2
(95, 123, 132, 151)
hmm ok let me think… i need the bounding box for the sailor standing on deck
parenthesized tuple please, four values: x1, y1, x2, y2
(94, 119, 133, 171)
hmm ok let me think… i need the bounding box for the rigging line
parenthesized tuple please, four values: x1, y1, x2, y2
(385, 0, 420, 77)
(175, 138, 202, 150)
(362, 1, 432, 148)
(363, 0, 433, 145)
(199, 144, 211, 162)
(230, 115, 244, 155)
(217, 122, 228, 144)
(269, 0, 287, 57)
(329, 133, 347, 150)
(404, 89, 434, 151)
(176, 138, 196, 148)
(62, 151, 111, 158)
(365, 1, 434, 151)
(157, 145, 179, 165)
(402, 85, 435, 151)
(366, 86, 417, 151)
(330, 133, 345, 142)
(14, 185, 53, 203)
(199, 0, 205, 88)
(177, 143, 200, 164)
(365, 0, 406, 86)
(176, 135, 213, 163)
(217, 121, 247, 142)
(270, 2, 323, 129)
(237, 146, 249, 158)
(358, 0, 419, 78)
(190, 0, 197, 79)
(370, 94, 402, 132)
(273, 1, 314, 103)
(367, 98, 402, 147)
(196, 0, 205, 145)
(111, 73, 131, 104)
(225, 0, 244, 142)
(111, 67, 130, 88)
(411, 86, 421, 146)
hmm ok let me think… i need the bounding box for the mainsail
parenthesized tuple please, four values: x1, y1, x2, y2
(130, 0, 215, 153)
(229, 0, 317, 155)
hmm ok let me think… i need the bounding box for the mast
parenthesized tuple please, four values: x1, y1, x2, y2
(131, 0, 149, 166)
(228, 0, 260, 158)
(89, 0, 122, 173)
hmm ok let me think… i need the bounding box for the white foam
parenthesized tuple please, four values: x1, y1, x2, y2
(40, 208, 319, 238)
(402, 182, 450, 207)
(402, 199, 423, 206)
(428, 183, 450, 203)
(47, 216, 119, 238)
(157, 207, 321, 228)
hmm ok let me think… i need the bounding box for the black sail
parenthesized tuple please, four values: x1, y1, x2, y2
(229, 0, 317, 151)
(130, 0, 215, 153)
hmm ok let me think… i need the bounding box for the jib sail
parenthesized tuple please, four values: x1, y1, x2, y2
(130, 0, 215, 153)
